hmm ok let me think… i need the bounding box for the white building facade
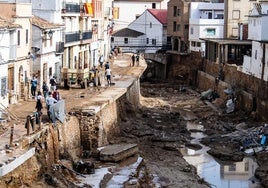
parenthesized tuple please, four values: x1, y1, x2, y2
(113, 0, 168, 31)
(128, 9, 167, 53)
(242, 2, 268, 81)
(189, 2, 224, 53)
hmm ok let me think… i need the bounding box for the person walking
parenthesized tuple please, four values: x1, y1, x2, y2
(99, 54, 104, 68)
(131, 54, 135, 67)
(105, 62, 110, 70)
(49, 76, 57, 91)
(42, 81, 49, 99)
(105, 68, 112, 86)
(31, 76, 38, 98)
(46, 91, 58, 122)
(35, 91, 43, 126)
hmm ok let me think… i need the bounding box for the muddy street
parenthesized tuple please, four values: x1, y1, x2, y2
(111, 80, 267, 188)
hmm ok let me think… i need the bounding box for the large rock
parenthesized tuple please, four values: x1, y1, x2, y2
(99, 143, 138, 162)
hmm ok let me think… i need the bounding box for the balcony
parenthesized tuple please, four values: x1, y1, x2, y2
(62, 3, 81, 14)
(65, 32, 80, 43)
(56, 42, 64, 54)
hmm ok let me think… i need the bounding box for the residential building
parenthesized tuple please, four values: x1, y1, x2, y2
(32, 16, 64, 87)
(111, 9, 167, 53)
(0, 1, 32, 103)
(113, 0, 168, 31)
(242, 2, 268, 81)
(189, 2, 224, 54)
(111, 28, 146, 53)
(224, 0, 254, 39)
(32, 0, 113, 85)
(167, 0, 191, 54)
(0, 18, 21, 107)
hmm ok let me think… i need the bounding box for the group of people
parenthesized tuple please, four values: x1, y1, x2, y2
(131, 53, 140, 67)
(31, 75, 61, 124)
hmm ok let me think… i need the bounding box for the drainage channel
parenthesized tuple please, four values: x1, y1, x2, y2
(180, 122, 262, 188)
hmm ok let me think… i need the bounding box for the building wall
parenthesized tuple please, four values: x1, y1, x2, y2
(113, 0, 167, 31)
(225, 0, 254, 39)
(128, 10, 164, 48)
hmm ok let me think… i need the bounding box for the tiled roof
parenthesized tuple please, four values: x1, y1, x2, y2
(112, 28, 145, 37)
(32, 15, 63, 29)
(0, 16, 21, 29)
(148, 9, 167, 25)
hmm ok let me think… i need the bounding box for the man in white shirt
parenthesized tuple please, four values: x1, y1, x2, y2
(105, 68, 112, 86)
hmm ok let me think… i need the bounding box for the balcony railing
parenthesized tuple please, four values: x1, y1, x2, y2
(56, 42, 64, 54)
(65, 31, 92, 44)
(63, 3, 81, 13)
(82, 31, 92, 40)
(65, 32, 80, 43)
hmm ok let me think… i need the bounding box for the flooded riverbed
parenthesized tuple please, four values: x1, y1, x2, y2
(180, 122, 262, 188)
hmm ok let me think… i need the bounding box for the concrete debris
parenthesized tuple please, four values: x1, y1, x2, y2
(99, 143, 138, 162)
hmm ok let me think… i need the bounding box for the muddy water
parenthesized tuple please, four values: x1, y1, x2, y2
(180, 122, 262, 188)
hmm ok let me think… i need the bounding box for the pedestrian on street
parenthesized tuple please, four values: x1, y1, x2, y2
(42, 81, 49, 99)
(52, 88, 60, 101)
(136, 53, 140, 66)
(49, 76, 57, 91)
(31, 76, 38, 98)
(46, 91, 58, 122)
(35, 91, 43, 125)
(105, 68, 112, 86)
(105, 62, 110, 70)
(131, 54, 135, 67)
(99, 54, 104, 68)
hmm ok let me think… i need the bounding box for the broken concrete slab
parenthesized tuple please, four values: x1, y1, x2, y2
(99, 143, 138, 162)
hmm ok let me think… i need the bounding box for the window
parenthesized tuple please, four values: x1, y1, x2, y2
(152, 39, 156, 45)
(17, 30, 20, 46)
(207, 28, 215, 36)
(150, 22, 152, 28)
(190, 27, 194, 35)
(232, 10, 240, 20)
(26, 29, 28, 44)
(228, 164, 236, 171)
(146, 38, 149, 44)
(255, 50, 257, 60)
(111, 37, 114, 42)
(197, 42, 201, 47)
(208, 12, 212, 19)
(173, 6, 177, 17)
(173, 22, 176, 32)
(185, 25, 189, 30)
(177, 24, 181, 31)
(124, 38, 128, 44)
(152, 3, 156, 9)
(191, 41, 195, 47)
(177, 9, 181, 16)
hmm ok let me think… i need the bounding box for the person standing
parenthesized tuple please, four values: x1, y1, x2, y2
(52, 88, 60, 101)
(105, 68, 112, 86)
(46, 91, 58, 122)
(31, 76, 38, 98)
(131, 54, 135, 67)
(136, 53, 140, 66)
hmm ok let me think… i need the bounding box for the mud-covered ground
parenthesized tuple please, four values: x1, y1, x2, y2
(110, 80, 268, 188)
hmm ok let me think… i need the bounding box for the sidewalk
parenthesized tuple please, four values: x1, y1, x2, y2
(1, 53, 146, 151)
